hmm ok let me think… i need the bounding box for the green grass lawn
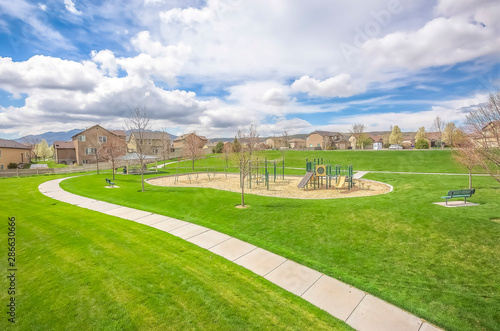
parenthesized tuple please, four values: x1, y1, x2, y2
(60, 169, 500, 331)
(0, 175, 350, 330)
(29, 158, 68, 168)
(161, 150, 483, 174)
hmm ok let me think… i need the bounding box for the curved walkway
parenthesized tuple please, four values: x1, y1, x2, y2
(39, 177, 441, 331)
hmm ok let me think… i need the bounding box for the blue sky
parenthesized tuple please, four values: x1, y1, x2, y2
(0, 0, 499, 139)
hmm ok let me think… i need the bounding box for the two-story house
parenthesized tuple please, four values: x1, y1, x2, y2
(0, 139, 30, 169)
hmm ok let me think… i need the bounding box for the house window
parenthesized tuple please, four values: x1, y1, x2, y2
(85, 147, 97, 155)
(0, 150, 2, 158)
(82, 160, 89, 165)
(148, 139, 152, 145)
(78, 135, 86, 141)
(98, 136, 107, 143)
(0, 164, 3, 170)
(153, 148, 159, 155)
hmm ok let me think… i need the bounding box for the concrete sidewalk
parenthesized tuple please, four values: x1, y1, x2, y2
(39, 177, 441, 331)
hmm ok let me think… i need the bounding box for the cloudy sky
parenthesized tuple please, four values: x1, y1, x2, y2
(0, 0, 499, 139)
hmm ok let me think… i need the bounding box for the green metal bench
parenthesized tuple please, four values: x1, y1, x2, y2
(105, 178, 115, 187)
(441, 189, 475, 205)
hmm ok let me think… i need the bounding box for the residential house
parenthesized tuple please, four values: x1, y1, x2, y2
(71, 125, 127, 165)
(53, 141, 77, 165)
(173, 133, 208, 150)
(265, 137, 287, 149)
(289, 138, 306, 149)
(348, 135, 375, 150)
(306, 131, 350, 150)
(475, 120, 500, 148)
(0, 139, 30, 169)
(127, 131, 172, 156)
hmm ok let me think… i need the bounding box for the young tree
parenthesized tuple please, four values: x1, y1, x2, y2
(183, 133, 203, 170)
(222, 142, 231, 167)
(431, 116, 446, 149)
(282, 130, 291, 148)
(102, 137, 126, 180)
(35, 139, 51, 161)
(87, 133, 106, 174)
(349, 123, 369, 149)
(389, 126, 404, 145)
(126, 106, 153, 192)
(452, 133, 482, 189)
(465, 91, 500, 184)
(234, 125, 260, 207)
(414, 126, 429, 149)
(160, 128, 172, 167)
(442, 122, 458, 148)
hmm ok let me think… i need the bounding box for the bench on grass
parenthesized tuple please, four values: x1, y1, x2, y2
(441, 189, 475, 205)
(105, 178, 115, 187)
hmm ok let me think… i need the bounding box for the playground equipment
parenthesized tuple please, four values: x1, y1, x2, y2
(297, 158, 353, 190)
(240, 157, 285, 190)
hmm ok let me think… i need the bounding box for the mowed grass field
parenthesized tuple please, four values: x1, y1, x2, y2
(0, 175, 350, 330)
(158, 149, 485, 175)
(63, 150, 500, 331)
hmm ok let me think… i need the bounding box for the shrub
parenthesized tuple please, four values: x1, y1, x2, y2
(7, 163, 18, 169)
(213, 141, 224, 154)
(415, 139, 430, 149)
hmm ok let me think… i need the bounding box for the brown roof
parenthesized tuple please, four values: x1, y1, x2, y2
(173, 133, 207, 142)
(0, 139, 30, 149)
(71, 124, 121, 138)
(53, 141, 75, 149)
(309, 130, 342, 137)
(111, 130, 126, 137)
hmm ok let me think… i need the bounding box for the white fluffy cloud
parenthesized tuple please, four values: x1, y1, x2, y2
(291, 74, 365, 98)
(64, 0, 83, 15)
(361, 16, 500, 71)
(0, 0, 499, 139)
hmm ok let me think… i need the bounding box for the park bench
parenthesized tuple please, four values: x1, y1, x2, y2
(441, 189, 475, 205)
(105, 178, 115, 187)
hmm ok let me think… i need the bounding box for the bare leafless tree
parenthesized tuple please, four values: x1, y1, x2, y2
(234, 124, 260, 207)
(465, 91, 500, 183)
(431, 116, 446, 149)
(453, 132, 482, 189)
(350, 123, 368, 149)
(282, 130, 291, 148)
(222, 142, 232, 168)
(101, 137, 126, 180)
(126, 106, 153, 192)
(160, 128, 172, 167)
(183, 133, 203, 170)
(87, 133, 107, 175)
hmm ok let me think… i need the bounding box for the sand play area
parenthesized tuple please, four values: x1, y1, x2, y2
(147, 173, 392, 199)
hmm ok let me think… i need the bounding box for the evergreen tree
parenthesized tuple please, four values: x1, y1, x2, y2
(213, 141, 224, 153)
(232, 137, 241, 153)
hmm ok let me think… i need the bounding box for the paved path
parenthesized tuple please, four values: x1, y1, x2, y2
(39, 177, 441, 331)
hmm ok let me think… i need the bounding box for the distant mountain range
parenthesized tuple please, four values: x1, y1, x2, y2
(15, 129, 84, 146)
(15, 129, 177, 146)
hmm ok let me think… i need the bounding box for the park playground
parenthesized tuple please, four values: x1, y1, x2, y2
(148, 157, 392, 199)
